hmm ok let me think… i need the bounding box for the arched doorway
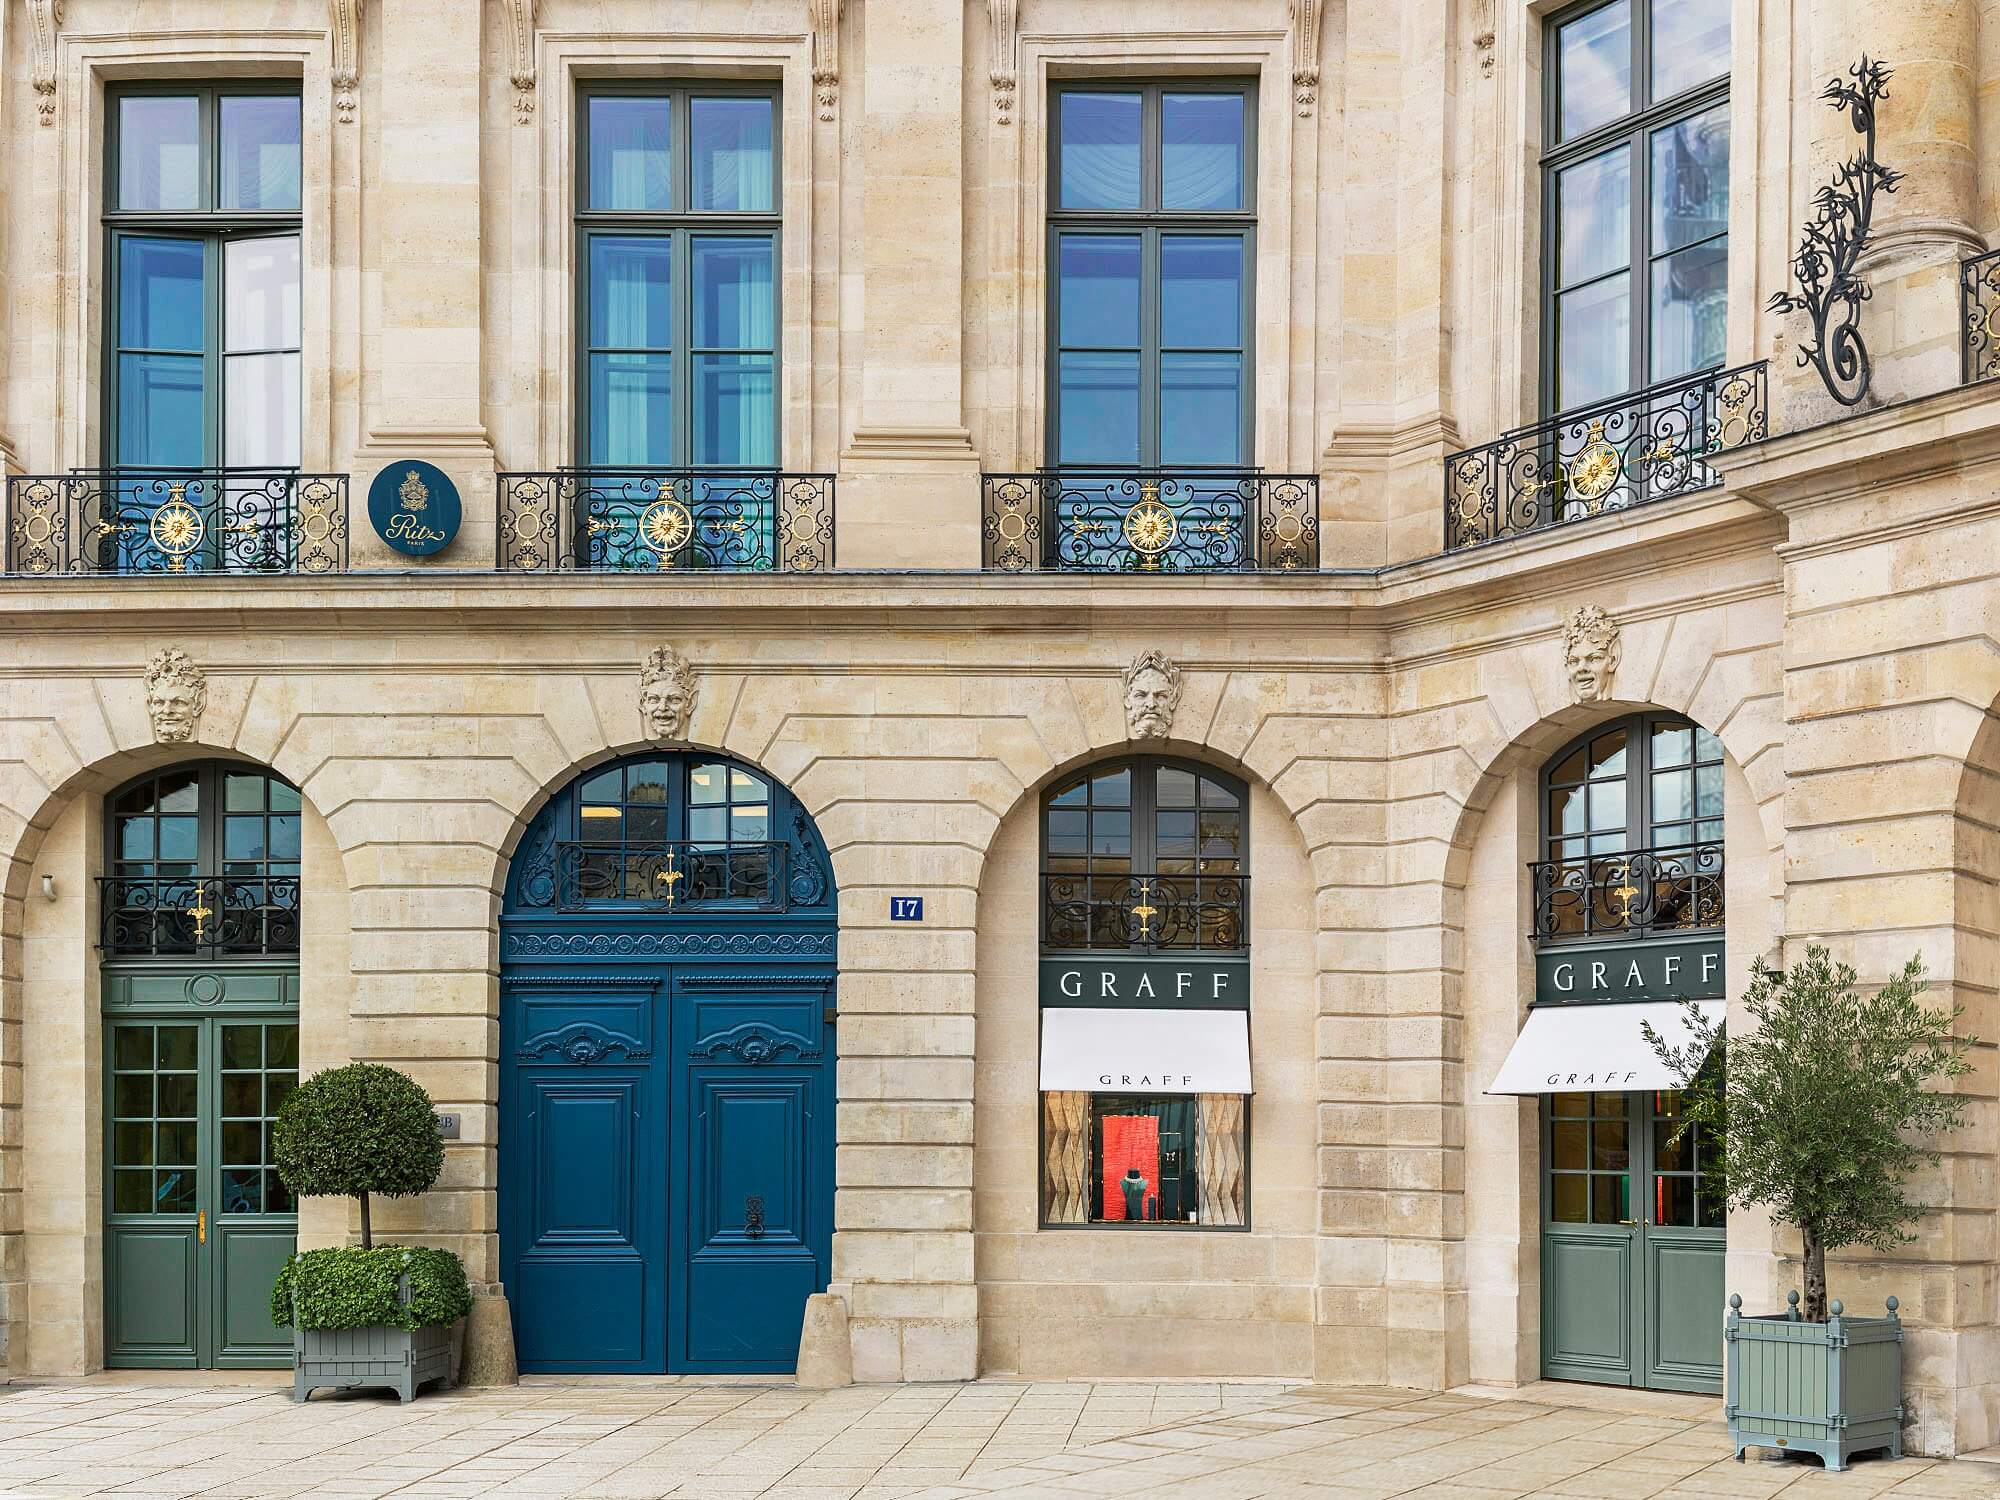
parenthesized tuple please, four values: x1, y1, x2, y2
(1504, 713, 1729, 1392)
(499, 752, 837, 1373)
(101, 760, 302, 1368)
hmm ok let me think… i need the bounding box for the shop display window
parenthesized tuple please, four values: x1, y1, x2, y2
(1041, 1090, 1246, 1227)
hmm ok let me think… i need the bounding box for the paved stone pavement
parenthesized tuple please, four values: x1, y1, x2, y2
(0, 1376, 1990, 1500)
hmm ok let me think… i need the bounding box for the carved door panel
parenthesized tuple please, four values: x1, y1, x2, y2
(501, 975, 665, 1372)
(670, 974, 834, 1373)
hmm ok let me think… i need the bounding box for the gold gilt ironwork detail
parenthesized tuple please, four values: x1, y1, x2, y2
(1442, 362, 1768, 552)
(496, 470, 835, 573)
(6, 470, 349, 575)
(982, 470, 1318, 573)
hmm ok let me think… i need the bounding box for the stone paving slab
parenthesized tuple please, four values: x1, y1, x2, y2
(0, 1378, 1986, 1500)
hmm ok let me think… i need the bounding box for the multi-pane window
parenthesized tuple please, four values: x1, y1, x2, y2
(1042, 758, 1245, 950)
(1539, 714, 1724, 939)
(570, 756, 778, 904)
(107, 88, 302, 469)
(1544, 0, 1729, 410)
(104, 764, 303, 957)
(1048, 85, 1254, 466)
(1547, 1090, 1722, 1227)
(578, 89, 778, 469)
(218, 1022, 301, 1215)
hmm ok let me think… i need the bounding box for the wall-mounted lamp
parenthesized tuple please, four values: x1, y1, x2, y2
(40, 875, 56, 902)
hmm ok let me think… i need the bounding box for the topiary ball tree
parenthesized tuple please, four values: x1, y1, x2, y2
(274, 1063, 444, 1249)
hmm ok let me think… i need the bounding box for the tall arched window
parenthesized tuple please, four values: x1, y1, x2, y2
(1037, 757, 1250, 1230)
(1535, 713, 1724, 941)
(103, 761, 302, 957)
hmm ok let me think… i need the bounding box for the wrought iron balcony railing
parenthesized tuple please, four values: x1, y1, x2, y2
(6, 470, 349, 575)
(100, 876, 301, 959)
(1961, 247, 2000, 384)
(1444, 363, 1767, 552)
(549, 841, 800, 912)
(1041, 871, 1247, 953)
(1529, 843, 1723, 945)
(496, 469, 834, 573)
(982, 470, 1318, 573)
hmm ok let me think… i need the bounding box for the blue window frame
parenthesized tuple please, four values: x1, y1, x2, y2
(1543, 0, 1730, 411)
(576, 87, 779, 470)
(104, 87, 302, 470)
(1047, 84, 1254, 468)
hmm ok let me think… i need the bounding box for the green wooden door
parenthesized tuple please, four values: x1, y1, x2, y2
(106, 1016, 298, 1367)
(1541, 1089, 1724, 1393)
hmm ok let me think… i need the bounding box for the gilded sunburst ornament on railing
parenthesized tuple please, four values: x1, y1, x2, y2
(149, 483, 205, 571)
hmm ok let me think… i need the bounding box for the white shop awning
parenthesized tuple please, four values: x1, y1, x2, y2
(1487, 999, 1724, 1096)
(1039, 1007, 1252, 1095)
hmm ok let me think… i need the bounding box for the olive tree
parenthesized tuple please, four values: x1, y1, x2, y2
(273, 1064, 444, 1248)
(1646, 946, 1973, 1321)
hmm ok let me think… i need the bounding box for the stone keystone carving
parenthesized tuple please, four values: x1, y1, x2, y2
(639, 646, 697, 741)
(144, 648, 207, 743)
(1122, 649, 1183, 740)
(1561, 606, 1622, 704)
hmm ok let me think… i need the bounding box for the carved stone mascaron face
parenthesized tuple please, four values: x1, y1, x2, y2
(147, 675, 202, 742)
(1565, 637, 1616, 703)
(640, 676, 691, 740)
(1124, 667, 1177, 739)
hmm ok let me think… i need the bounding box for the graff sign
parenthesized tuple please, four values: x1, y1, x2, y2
(1038, 956, 1248, 1010)
(1534, 935, 1725, 1006)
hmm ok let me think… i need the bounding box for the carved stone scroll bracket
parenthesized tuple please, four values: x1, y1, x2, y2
(329, 0, 361, 124)
(1289, 0, 1324, 117)
(507, 0, 539, 124)
(989, 0, 1018, 124)
(810, 0, 841, 121)
(30, 1, 63, 127)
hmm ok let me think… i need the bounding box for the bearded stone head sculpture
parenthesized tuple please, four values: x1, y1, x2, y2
(1561, 606, 1622, 704)
(1122, 649, 1183, 740)
(639, 646, 697, 741)
(144, 648, 207, 743)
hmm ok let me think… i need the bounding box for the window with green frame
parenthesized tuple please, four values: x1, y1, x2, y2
(576, 87, 779, 469)
(105, 86, 302, 469)
(1047, 83, 1254, 468)
(1543, 0, 1729, 412)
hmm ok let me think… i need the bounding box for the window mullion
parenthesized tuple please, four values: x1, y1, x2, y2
(1152, 225, 1168, 464)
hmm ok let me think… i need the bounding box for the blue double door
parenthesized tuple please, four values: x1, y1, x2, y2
(501, 964, 834, 1373)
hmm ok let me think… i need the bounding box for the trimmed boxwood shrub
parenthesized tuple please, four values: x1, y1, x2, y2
(272, 1246, 471, 1333)
(273, 1063, 444, 1248)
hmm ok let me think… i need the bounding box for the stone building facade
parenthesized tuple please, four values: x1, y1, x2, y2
(0, 0, 1996, 1461)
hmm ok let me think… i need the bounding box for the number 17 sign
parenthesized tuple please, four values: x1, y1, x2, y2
(889, 896, 925, 922)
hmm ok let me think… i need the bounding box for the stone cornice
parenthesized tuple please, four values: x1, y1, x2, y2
(1724, 382, 2000, 510)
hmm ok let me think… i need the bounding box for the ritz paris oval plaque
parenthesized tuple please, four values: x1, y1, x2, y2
(366, 460, 462, 557)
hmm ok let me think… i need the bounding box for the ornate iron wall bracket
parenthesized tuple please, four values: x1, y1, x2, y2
(1769, 57, 1902, 408)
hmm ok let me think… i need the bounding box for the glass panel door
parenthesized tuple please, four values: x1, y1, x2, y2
(1542, 1087, 1725, 1392)
(105, 1015, 298, 1368)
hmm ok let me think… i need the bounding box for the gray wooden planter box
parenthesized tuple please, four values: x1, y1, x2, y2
(1725, 1292, 1903, 1471)
(290, 1279, 453, 1403)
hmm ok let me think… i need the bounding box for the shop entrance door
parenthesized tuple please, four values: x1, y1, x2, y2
(105, 1014, 299, 1367)
(1540, 1089, 1725, 1392)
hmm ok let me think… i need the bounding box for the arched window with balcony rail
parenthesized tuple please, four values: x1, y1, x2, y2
(1036, 756, 1250, 1231)
(1534, 713, 1725, 944)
